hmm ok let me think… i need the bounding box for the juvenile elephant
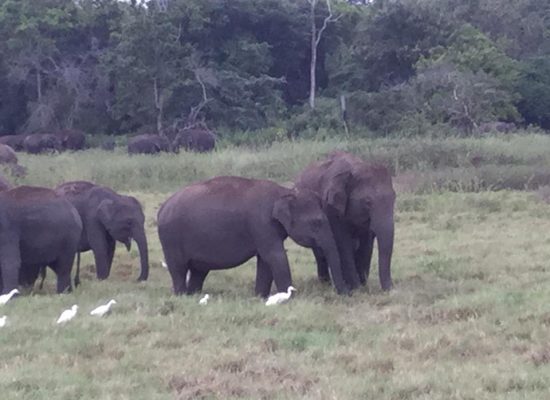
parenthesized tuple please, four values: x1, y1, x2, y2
(0, 186, 82, 294)
(127, 134, 171, 154)
(172, 128, 216, 153)
(55, 129, 86, 151)
(23, 134, 63, 154)
(54, 181, 149, 283)
(295, 151, 396, 291)
(0, 134, 27, 151)
(157, 176, 347, 297)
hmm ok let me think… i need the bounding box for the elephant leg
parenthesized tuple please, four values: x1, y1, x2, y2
(0, 241, 21, 294)
(38, 266, 47, 290)
(187, 268, 208, 294)
(355, 230, 375, 286)
(312, 247, 331, 283)
(255, 256, 273, 298)
(89, 223, 116, 280)
(74, 252, 81, 288)
(330, 219, 361, 290)
(257, 242, 292, 293)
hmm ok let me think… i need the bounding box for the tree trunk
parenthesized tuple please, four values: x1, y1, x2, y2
(36, 69, 42, 103)
(153, 77, 164, 135)
(309, 0, 317, 109)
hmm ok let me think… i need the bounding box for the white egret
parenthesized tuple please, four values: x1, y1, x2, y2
(0, 289, 19, 305)
(0, 315, 6, 328)
(199, 294, 209, 305)
(56, 305, 78, 324)
(265, 286, 297, 306)
(90, 300, 117, 317)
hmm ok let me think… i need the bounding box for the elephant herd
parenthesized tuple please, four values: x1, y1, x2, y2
(0, 129, 87, 154)
(0, 151, 395, 301)
(127, 128, 216, 154)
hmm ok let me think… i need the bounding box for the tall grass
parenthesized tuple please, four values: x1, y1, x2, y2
(8, 131, 550, 193)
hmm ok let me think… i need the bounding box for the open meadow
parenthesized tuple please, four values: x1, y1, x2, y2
(2, 134, 550, 399)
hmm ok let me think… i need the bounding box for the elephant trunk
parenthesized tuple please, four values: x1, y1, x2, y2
(132, 225, 149, 281)
(373, 219, 394, 291)
(318, 234, 349, 295)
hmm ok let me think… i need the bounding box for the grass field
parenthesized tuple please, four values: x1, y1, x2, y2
(2, 135, 550, 399)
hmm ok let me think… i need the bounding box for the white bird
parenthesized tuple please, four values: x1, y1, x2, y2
(265, 286, 297, 306)
(161, 260, 168, 269)
(199, 294, 209, 305)
(90, 299, 117, 317)
(0, 289, 19, 305)
(56, 305, 78, 324)
(0, 315, 6, 328)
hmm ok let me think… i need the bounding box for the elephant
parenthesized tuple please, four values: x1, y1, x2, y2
(295, 151, 396, 292)
(172, 128, 216, 153)
(0, 134, 27, 151)
(0, 144, 27, 177)
(477, 121, 516, 134)
(52, 181, 149, 283)
(0, 173, 12, 191)
(157, 176, 348, 297)
(0, 186, 82, 294)
(55, 129, 86, 151)
(127, 134, 171, 154)
(23, 134, 63, 154)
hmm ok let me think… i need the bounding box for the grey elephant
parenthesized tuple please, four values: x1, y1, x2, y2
(23, 134, 63, 154)
(0, 186, 82, 294)
(157, 176, 347, 297)
(0, 134, 27, 151)
(0, 144, 27, 177)
(295, 151, 396, 292)
(127, 134, 171, 154)
(52, 181, 149, 284)
(55, 129, 86, 151)
(172, 128, 216, 153)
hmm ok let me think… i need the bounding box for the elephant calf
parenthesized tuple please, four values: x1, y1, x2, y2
(0, 186, 82, 294)
(157, 176, 347, 297)
(53, 181, 149, 284)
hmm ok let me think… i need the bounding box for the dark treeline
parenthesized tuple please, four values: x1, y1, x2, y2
(0, 0, 549, 141)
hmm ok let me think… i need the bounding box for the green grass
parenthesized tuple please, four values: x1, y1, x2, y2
(2, 189, 550, 399)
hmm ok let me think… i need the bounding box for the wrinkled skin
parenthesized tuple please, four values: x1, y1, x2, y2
(23, 134, 63, 154)
(295, 151, 396, 292)
(157, 176, 347, 296)
(0, 186, 82, 294)
(55, 129, 86, 151)
(127, 134, 171, 154)
(53, 181, 149, 283)
(172, 128, 216, 153)
(0, 134, 27, 151)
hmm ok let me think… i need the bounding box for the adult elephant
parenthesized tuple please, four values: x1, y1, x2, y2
(127, 134, 171, 154)
(295, 151, 396, 291)
(0, 144, 27, 177)
(157, 176, 347, 297)
(23, 134, 63, 154)
(0, 186, 82, 294)
(55, 129, 86, 151)
(0, 134, 27, 151)
(53, 181, 149, 283)
(172, 128, 216, 153)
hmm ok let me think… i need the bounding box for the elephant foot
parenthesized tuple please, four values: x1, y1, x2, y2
(381, 280, 393, 291)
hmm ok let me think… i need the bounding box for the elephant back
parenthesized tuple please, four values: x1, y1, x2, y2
(55, 181, 97, 197)
(0, 134, 27, 151)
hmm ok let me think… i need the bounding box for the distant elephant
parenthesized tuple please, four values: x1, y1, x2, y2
(55, 129, 86, 150)
(172, 128, 216, 153)
(54, 181, 149, 283)
(0, 186, 82, 294)
(0, 173, 12, 191)
(23, 134, 63, 154)
(0, 134, 27, 151)
(157, 176, 347, 297)
(295, 151, 396, 291)
(477, 121, 516, 134)
(0, 144, 27, 177)
(127, 134, 171, 154)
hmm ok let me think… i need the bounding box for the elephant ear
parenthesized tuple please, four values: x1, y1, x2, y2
(97, 199, 116, 227)
(272, 193, 295, 232)
(323, 170, 351, 216)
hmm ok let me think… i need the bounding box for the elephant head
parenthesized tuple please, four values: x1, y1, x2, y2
(272, 189, 348, 294)
(96, 194, 149, 281)
(323, 153, 395, 290)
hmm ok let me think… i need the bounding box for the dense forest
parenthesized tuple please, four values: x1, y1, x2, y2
(0, 0, 549, 141)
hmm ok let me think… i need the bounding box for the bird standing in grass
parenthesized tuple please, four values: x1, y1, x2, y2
(265, 286, 297, 306)
(56, 305, 78, 324)
(199, 294, 209, 305)
(90, 300, 117, 317)
(0, 315, 6, 328)
(0, 289, 19, 305)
